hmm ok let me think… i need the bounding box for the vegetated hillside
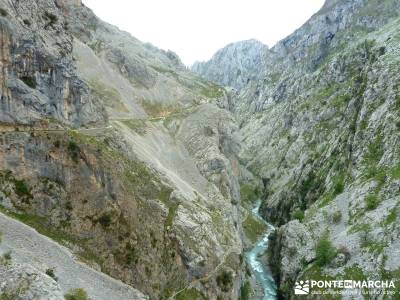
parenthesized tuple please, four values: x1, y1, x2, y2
(0, 0, 256, 299)
(239, 1, 400, 299)
(197, 0, 400, 298)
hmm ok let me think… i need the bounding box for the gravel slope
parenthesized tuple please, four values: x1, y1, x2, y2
(0, 212, 148, 300)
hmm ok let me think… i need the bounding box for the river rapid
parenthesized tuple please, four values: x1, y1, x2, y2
(245, 201, 277, 299)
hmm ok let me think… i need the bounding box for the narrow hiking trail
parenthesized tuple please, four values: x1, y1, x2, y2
(168, 247, 239, 300)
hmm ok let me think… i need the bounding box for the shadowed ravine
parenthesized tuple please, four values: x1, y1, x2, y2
(245, 201, 277, 299)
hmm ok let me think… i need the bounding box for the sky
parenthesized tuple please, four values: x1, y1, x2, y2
(82, 0, 325, 66)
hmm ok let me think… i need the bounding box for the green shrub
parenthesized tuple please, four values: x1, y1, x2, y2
(44, 12, 58, 22)
(319, 192, 335, 208)
(165, 204, 179, 228)
(240, 184, 260, 205)
(292, 209, 305, 222)
(333, 180, 344, 196)
(64, 288, 88, 300)
(125, 244, 138, 265)
(14, 180, 31, 197)
(67, 140, 79, 152)
(384, 209, 396, 226)
(364, 134, 383, 165)
(315, 235, 336, 267)
(44, 11, 58, 27)
(67, 140, 80, 162)
(365, 194, 379, 210)
(175, 288, 206, 300)
(332, 211, 342, 224)
(1, 290, 25, 300)
(374, 168, 386, 186)
(360, 119, 368, 130)
(199, 83, 224, 99)
(331, 94, 351, 108)
(65, 201, 73, 211)
(98, 213, 112, 228)
(391, 165, 400, 179)
(360, 232, 385, 253)
(364, 164, 386, 185)
(3, 251, 11, 261)
(20, 76, 37, 89)
(242, 214, 266, 243)
(299, 171, 323, 202)
(23, 19, 31, 26)
(0, 8, 7, 16)
(45, 268, 58, 281)
(239, 281, 251, 300)
(216, 270, 233, 292)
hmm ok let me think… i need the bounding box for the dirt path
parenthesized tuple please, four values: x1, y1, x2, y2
(168, 247, 237, 299)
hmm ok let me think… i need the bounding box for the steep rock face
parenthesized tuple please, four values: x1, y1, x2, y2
(0, 1, 250, 299)
(268, 220, 315, 296)
(191, 39, 268, 91)
(0, 125, 243, 299)
(225, 0, 400, 298)
(0, 129, 186, 298)
(0, 0, 106, 126)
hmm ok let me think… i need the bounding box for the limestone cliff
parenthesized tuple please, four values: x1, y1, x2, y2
(197, 0, 400, 298)
(239, 1, 400, 298)
(0, 0, 250, 299)
(192, 39, 268, 91)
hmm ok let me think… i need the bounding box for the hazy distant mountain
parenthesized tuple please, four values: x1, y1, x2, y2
(192, 39, 268, 90)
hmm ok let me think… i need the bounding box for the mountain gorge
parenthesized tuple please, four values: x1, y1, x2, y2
(0, 0, 399, 299)
(194, 0, 400, 298)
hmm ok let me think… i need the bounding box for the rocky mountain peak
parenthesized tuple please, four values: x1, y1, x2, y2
(191, 39, 268, 90)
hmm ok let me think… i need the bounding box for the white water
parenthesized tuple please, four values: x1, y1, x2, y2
(245, 201, 277, 299)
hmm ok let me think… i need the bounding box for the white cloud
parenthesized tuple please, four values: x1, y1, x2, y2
(82, 0, 325, 65)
